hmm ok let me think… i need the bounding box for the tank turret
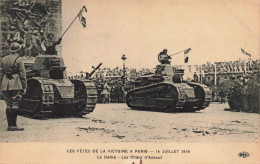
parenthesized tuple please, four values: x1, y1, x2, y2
(19, 54, 98, 118)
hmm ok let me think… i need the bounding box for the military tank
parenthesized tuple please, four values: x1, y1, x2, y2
(126, 63, 211, 112)
(18, 55, 98, 117)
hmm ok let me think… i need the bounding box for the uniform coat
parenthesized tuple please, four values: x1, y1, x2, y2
(0, 53, 27, 91)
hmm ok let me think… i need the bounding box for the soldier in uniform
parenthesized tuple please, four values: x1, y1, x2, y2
(219, 87, 226, 104)
(0, 42, 27, 131)
(227, 76, 236, 111)
(158, 49, 171, 64)
(232, 76, 243, 112)
(247, 73, 260, 113)
(193, 72, 198, 82)
(43, 33, 62, 55)
(241, 75, 249, 112)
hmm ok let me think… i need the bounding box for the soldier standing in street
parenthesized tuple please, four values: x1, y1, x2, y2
(227, 76, 236, 111)
(241, 75, 249, 112)
(219, 87, 226, 104)
(232, 76, 243, 112)
(0, 42, 27, 131)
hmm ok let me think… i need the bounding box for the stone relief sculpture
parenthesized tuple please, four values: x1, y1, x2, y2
(1, 0, 60, 56)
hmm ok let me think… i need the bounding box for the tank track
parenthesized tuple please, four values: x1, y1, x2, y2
(187, 82, 212, 110)
(126, 82, 199, 112)
(76, 79, 98, 115)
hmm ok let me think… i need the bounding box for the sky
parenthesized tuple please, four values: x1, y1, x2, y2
(61, 0, 259, 74)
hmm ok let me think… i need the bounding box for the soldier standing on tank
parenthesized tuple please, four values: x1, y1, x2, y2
(158, 49, 171, 64)
(43, 33, 62, 55)
(0, 42, 27, 131)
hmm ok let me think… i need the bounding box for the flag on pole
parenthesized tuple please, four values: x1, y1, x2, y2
(184, 48, 192, 63)
(241, 48, 251, 57)
(184, 48, 192, 54)
(78, 6, 87, 28)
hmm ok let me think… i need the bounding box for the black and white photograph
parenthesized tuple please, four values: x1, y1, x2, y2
(0, 0, 259, 163)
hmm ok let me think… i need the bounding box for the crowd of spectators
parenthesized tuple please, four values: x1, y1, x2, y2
(68, 59, 260, 104)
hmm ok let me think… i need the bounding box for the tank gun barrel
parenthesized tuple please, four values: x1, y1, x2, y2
(89, 63, 102, 77)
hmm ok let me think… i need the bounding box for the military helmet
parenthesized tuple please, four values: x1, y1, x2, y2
(10, 42, 22, 53)
(163, 49, 168, 52)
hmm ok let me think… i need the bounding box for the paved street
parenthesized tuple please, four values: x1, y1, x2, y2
(0, 101, 259, 142)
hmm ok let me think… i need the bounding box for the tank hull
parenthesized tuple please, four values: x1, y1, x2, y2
(20, 55, 98, 118)
(126, 82, 204, 112)
(19, 77, 97, 117)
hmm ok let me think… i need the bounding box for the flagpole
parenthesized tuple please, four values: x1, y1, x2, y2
(169, 48, 188, 56)
(60, 8, 82, 38)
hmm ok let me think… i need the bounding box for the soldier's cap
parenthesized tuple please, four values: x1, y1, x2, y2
(163, 49, 168, 51)
(10, 42, 22, 53)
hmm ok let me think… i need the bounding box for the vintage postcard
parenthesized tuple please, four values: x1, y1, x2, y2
(0, 0, 259, 163)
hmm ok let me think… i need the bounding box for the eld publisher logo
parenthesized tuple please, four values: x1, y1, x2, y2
(238, 151, 249, 158)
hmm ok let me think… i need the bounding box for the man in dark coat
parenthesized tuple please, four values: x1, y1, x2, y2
(219, 87, 226, 104)
(227, 76, 236, 111)
(231, 76, 243, 112)
(193, 72, 198, 82)
(158, 49, 171, 64)
(0, 42, 27, 131)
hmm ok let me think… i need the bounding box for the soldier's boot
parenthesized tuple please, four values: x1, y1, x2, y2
(6, 108, 13, 131)
(7, 109, 24, 131)
(12, 108, 24, 131)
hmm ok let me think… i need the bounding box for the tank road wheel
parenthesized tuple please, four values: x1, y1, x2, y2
(20, 80, 43, 118)
(29, 81, 43, 118)
(165, 85, 178, 113)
